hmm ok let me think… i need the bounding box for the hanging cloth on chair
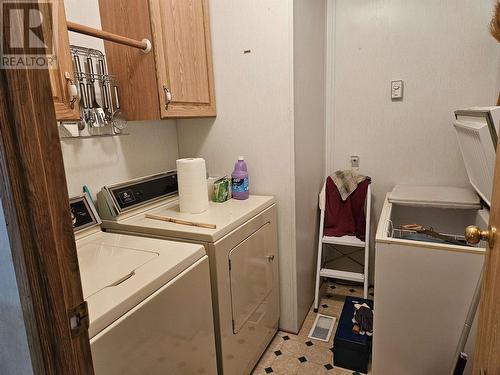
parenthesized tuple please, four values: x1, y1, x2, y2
(324, 172, 370, 241)
(331, 170, 370, 201)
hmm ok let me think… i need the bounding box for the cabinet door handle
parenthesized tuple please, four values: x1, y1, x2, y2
(163, 86, 172, 110)
(65, 71, 78, 109)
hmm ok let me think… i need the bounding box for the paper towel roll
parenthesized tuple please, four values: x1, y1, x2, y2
(176, 158, 209, 213)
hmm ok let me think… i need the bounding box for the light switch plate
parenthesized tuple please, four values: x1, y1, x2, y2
(391, 80, 403, 99)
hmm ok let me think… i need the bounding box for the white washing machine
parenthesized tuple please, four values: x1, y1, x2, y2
(96, 172, 280, 375)
(71, 194, 217, 375)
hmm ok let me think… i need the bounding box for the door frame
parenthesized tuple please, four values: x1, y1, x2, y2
(0, 2, 94, 373)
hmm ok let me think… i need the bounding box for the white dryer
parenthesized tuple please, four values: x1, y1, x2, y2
(96, 172, 280, 375)
(71, 194, 217, 375)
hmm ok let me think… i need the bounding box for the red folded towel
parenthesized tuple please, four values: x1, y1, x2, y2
(324, 176, 369, 241)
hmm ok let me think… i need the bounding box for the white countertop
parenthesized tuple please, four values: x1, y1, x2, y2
(103, 195, 276, 242)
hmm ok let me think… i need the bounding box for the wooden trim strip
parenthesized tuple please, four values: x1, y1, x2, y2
(145, 213, 217, 229)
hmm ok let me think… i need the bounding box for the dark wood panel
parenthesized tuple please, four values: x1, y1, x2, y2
(98, 0, 161, 121)
(0, 2, 93, 373)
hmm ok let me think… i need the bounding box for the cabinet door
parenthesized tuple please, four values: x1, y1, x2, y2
(44, 0, 80, 121)
(98, 0, 161, 121)
(149, 0, 216, 118)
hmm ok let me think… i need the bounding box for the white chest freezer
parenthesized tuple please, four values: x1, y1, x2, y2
(373, 106, 500, 375)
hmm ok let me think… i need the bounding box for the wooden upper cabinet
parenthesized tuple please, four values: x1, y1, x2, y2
(99, 0, 216, 120)
(46, 0, 80, 121)
(98, 0, 160, 120)
(150, 0, 215, 118)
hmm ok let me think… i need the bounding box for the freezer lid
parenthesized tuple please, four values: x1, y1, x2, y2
(388, 185, 481, 209)
(453, 106, 500, 207)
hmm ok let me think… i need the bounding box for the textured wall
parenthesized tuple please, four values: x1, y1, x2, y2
(0, 201, 34, 375)
(176, 0, 298, 331)
(331, 0, 500, 279)
(61, 0, 179, 197)
(294, 0, 326, 329)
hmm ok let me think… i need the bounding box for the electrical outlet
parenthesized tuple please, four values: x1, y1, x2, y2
(350, 155, 359, 168)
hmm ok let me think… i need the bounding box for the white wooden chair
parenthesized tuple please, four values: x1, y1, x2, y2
(313, 182, 371, 311)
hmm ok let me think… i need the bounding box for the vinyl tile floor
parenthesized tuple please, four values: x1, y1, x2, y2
(252, 281, 373, 375)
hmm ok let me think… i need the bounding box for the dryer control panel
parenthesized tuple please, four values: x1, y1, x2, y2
(105, 171, 178, 214)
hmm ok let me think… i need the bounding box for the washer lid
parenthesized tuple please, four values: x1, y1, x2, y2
(78, 242, 158, 299)
(388, 185, 481, 209)
(76, 232, 206, 338)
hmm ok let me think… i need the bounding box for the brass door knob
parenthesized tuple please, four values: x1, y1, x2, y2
(465, 225, 496, 247)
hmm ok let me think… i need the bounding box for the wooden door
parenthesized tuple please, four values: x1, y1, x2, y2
(472, 6, 500, 373)
(0, 1, 93, 373)
(45, 0, 80, 121)
(149, 0, 216, 118)
(473, 143, 500, 373)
